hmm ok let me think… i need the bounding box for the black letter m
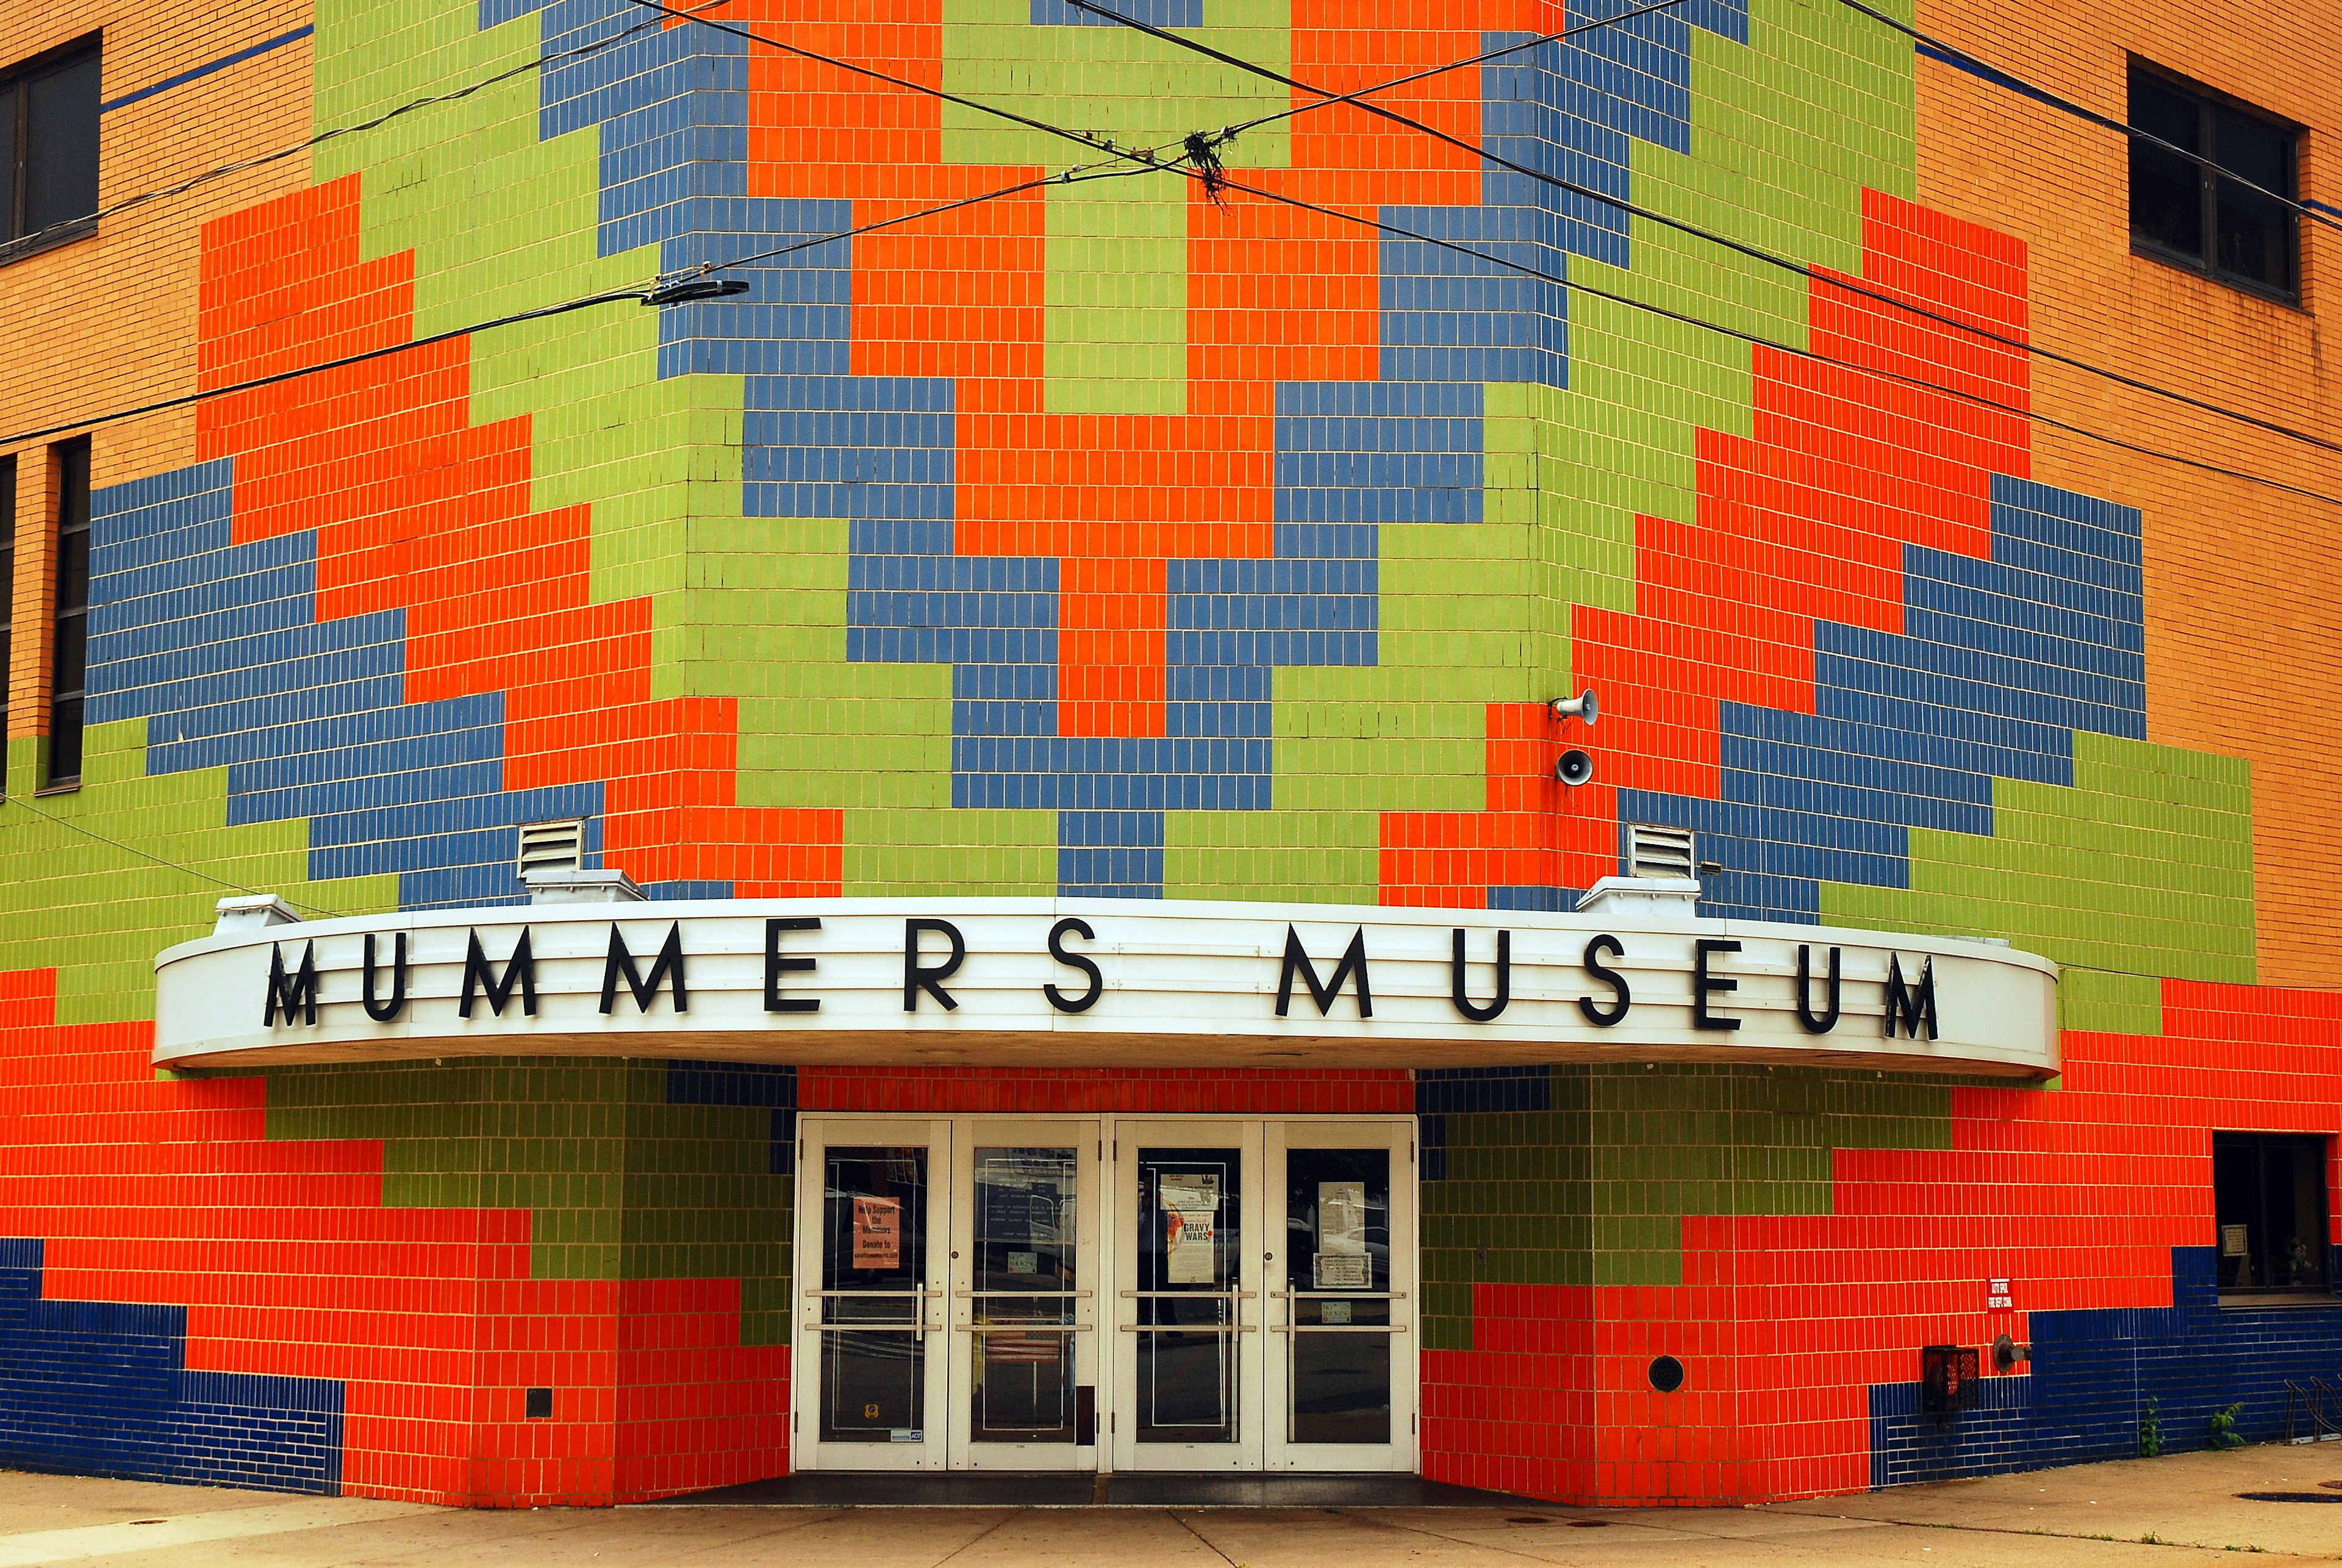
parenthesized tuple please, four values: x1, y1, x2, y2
(602, 923, 688, 1015)
(1882, 953, 1939, 1040)
(263, 941, 319, 1026)
(460, 928, 537, 1018)
(1275, 926, 1372, 1018)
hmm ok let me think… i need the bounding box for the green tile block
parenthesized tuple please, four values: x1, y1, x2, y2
(265, 1059, 792, 1331)
(1822, 732, 2257, 993)
(0, 725, 396, 1026)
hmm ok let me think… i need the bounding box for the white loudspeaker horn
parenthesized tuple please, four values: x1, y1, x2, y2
(1550, 690, 1599, 724)
(1554, 748, 1594, 787)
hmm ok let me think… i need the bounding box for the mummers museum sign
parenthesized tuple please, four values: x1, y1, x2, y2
(152, 887, 2058, 1076)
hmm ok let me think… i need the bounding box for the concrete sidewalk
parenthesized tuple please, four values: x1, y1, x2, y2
(2, 1446, 2338, 1566)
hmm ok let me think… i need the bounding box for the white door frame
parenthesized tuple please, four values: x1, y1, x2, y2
(946, 1119, 1103, 1470)
(795, 1112, 1417, 1475)
(1108, 1118, 1266, 1472)
(1264, 1117, 1419, 1472)
(790, 1116, 953, 1472)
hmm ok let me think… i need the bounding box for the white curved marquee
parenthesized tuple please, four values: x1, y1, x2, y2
(152, 893, 2058, 1076)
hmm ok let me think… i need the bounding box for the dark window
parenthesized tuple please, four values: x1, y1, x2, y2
(2213, 1133, 2332, 1295)
(2129, 62, 2301, 301)
(0, 37, 101, 257)
(0, 455, 13, 789)
(47, 439, 90, 787)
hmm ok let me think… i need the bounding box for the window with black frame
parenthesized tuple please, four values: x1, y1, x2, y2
(2212, 1133, 2332, 1297)
(0, 36, 102, 260)
(0, 455, 14, 782)
(46, 439, 90, 789)
(2129, 62, 2301, 302)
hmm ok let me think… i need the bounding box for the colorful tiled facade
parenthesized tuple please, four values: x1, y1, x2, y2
(2, 0, 2338, 1509)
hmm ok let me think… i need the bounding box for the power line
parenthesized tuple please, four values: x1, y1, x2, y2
(29, 0, 2330, 507)
(0, 13, 671, 261)
(2, 289, 653, 446)
(653, 0, 2340, 505)
(4, 159, 1172, 448)
(1062, 0, 2342, 461)
(1195, 166, 2342, 510)
(1830, 0, 2342, 238)
(625, 0, 1151, 168)
(1216, 0, 1693, 141)
(0, 789, 349, 918)
(668, 166, 1158, 281)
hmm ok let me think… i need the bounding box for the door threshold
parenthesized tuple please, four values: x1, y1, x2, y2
(651, 1472, 1531, 1509)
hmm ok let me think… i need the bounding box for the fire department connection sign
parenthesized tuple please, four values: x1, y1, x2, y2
(151, 898, 2058, 1075)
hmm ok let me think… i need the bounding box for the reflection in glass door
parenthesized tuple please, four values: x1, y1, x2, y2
(1267, 1122, 1416, 1471)
(1111, 1121, 1264, 1471)
(949, 1123, 1098, 1467)
(797, 1114, 1414, 1474)
(793, 1119, 950, 1471)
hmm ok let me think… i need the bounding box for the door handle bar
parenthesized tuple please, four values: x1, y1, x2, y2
(1117, 1289, 1258, 1299)
(953, 1289, 1094, 1299)
(1270, 1291, 1408, 1300)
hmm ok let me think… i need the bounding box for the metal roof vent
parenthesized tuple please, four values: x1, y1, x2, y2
(1627, 823, 1695, 881)
(517, 818, 585, 878)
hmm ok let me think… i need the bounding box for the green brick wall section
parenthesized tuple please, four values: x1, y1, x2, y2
(0, 726, 395, 1029)
(266, 1059, 794, 1342)
(1823, 732, 2257, 1037)
(1422, 1064, 1960, 1348)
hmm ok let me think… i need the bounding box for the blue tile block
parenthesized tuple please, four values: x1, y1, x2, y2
(1619, 474, 2152, 925)
(666, 1063, 797, 1173)
(1031, 0, 1200, 23)
(87, 460, 606, 912)
(1276, 382, 1483, 524)
(0, 1239, 343, 1493)
(1417, 1066, 1554, 1116)
(1058, 808, 1165, 898)
(1869, 1248, 2342, 1488)
(1488, 884, 1583, 912)
(1417, 1066, 1558, 1181)
(747, 371, 956, 523)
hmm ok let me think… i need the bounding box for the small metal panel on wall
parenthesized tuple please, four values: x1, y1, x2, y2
(151, 888, 2059, 1076)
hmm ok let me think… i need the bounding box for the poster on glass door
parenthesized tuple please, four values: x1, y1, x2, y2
(852, 1194, 901, 1270)
(1161, 1174, 1220, 1285)
(1315, 1180, 1369, 1289)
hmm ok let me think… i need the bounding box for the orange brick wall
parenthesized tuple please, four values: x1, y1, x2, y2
(1915, 0, 2342, 987)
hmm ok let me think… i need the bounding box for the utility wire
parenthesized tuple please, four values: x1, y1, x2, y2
(1195, 166, 2342, 509)
(2, 157, 1178, 447)
(665, 165, 1156, 280)
(1830, 0, 2342, 237)
(625, 0, 1158, 168)
(1062, 0, 2342, 461)
(29, 0, 2332, 502)
(0, 13, 671, 261)
(1, 289, 657, 446)
(0, 789, 348, 918)
(655, 0, 2340, 505)
(1215, 0, 1693, 140)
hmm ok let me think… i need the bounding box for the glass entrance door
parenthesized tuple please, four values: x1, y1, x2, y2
(947, 1122, 1100, 1468)
(1109, 1120, 1266, 1471)
(793, 1118, 951, 1471)
(797, 1114, 1413, 1474)
(1265, 1120, 1416, 1472)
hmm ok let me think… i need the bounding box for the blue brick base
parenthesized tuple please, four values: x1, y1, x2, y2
(0, 1239, 344, 1493)
(1871, 1247, 2342, 1487)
